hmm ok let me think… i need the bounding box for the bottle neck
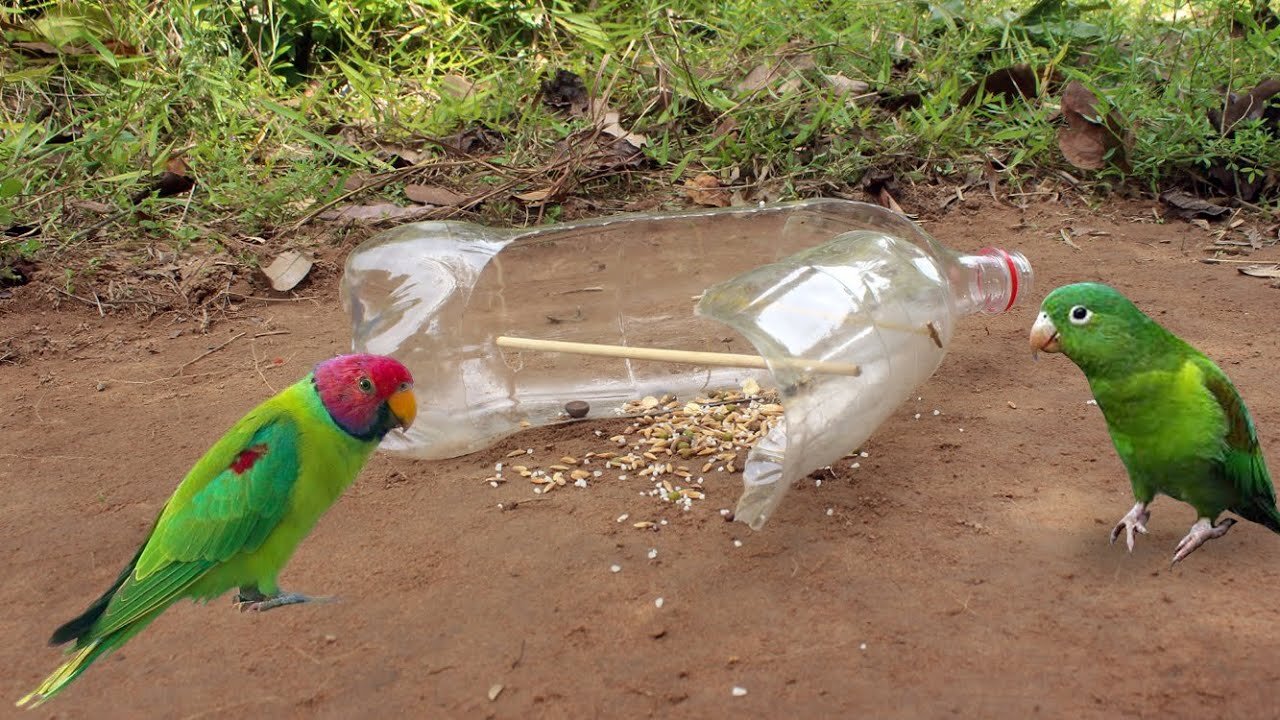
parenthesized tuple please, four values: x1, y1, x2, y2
(947, 247, 1033, 316)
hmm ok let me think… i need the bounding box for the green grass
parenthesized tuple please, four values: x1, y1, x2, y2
(1, 0, 1278, 302)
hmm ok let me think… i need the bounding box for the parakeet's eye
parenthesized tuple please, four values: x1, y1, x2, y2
(1069, 305, 1092, 325)
(358, 377, 374, 394)
(398, 381, 411, 392)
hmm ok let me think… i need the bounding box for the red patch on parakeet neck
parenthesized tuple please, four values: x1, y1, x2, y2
(230, 445, 268, 474)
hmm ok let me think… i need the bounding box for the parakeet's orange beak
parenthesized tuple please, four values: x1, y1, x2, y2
(387, 389, 417, 430)
(1029, 312, 1061, 355)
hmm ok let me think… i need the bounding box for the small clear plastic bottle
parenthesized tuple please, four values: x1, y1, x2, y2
(338, 199, 1032, 529)
(695, 229, 1031, 529)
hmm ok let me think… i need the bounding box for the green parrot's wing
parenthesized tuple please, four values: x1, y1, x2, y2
(90, 409, 301, 638)
(1195, 357, 1275, 506)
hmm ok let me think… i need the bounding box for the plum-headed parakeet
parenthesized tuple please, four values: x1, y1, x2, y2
(17, 353, 416, 707)
(1029, 282, 1279, 566)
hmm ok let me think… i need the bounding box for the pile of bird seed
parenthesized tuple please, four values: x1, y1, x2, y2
(484, 378, 783, 512)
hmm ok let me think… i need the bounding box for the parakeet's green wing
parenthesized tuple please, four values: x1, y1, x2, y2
(85, 413, 301, 640)
(1195, 357, 1279, 522)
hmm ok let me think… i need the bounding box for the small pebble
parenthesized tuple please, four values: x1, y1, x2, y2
(932, 409, 940, 416)
(859, 643, 867, 651)
(655, 597, 665, 608)
(826, 508, 834, 516)
(647, 548, 658, 560)
(913, 413, 921, 420)
(96, 382, 107, 392)
(860, 452, 868, 458)
(565, 400, 590, 418)
(610, 564, 622, 573)
(573, 478, 588, 488)
(733, 539, 743, 548)
(617, 513, 630, 523)
(851, 462, 860, 469)
(732, 687, 748, 697)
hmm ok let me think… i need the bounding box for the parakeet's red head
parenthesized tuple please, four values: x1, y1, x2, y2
(313, 354, 416, 441)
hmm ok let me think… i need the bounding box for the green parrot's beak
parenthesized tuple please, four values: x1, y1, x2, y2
(1029, 312, 1060, 356)
(388, 389, 417, 430)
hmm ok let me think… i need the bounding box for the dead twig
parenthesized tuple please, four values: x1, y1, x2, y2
(174, 331, 246, 376)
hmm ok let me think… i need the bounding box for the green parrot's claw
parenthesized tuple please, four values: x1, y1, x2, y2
(1109, 502, 1150, 552)
(234, 591, 336, 613)
(1171, 517, 1236, 567)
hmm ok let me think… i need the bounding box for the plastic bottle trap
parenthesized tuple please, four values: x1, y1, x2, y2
(340, 199, 1033, 529)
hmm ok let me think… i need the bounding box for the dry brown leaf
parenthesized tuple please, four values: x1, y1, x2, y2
(262, 251, 313, 292)
(514, 188, 554, 206)
(541, 69, 590, 116)
(1238, 264, 1280, 279)
(343, 172, 373, 192)
(1216, 78, 1280, 133)
(684, 174, 731, 208)
(736, 54, 815, 93)
(439, 74, 476, 99)
(960, 64, 1046, 106)
(1057, 81, 1132, 171)
(822, 73, 871, 96)
(1159, 190, 1231, 219)
(404, 184, 467, 206)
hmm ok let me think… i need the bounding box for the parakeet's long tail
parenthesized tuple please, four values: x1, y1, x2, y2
(15, 615, 155, 708)
(1236, 502, 1280, 534)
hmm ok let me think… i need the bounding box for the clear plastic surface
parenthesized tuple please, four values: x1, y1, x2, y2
(697, 231, 1032, 528)
(339, 199, 1033, 528)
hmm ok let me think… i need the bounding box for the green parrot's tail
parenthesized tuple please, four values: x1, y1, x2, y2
(1236, 502, 1280, 534)
(16, 615, 155, 709)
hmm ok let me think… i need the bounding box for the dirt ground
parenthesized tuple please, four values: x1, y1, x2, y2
(4, 198, 1280, 720)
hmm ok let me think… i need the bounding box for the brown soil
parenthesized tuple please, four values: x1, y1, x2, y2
(4, 198, 1280, 719)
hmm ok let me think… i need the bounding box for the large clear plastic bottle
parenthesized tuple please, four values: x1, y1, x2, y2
(338, 199, 1033, 528)
(695, 229, 1031, 529)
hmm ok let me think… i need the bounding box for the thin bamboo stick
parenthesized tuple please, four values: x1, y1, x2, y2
(495, 336, 862, 377)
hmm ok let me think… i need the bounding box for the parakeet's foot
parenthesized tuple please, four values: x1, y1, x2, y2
(233, 590, 335, 613)
(1109, 502, 1150, 552)
(1171, 517, 1236, 566)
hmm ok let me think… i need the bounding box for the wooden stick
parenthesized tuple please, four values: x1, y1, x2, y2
(496, 336, 862, 377)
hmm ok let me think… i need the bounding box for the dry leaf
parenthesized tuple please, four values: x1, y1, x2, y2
(132, 157, 195, 204)
(439, 74, 476, 99)
(262, 251, 313, 292)
(317, 203, 438, 223)
(1159, 190, 1231, 219)
(683, 174, 731, 207)
(514, 188, 554, 206)
(822, 73, 871, 96)
(1057, 81, 1131, 171)
(960, 64, 1045, 106)
(1245, 227, 1264, 249)
(736, 53, 815, 93)
(404, 184, 467, 206)
(343, 172, 373, 192)
(1213, 78, 1280, 134)
(541, 69, 590, 116)
(1238, 264, 1280, 279)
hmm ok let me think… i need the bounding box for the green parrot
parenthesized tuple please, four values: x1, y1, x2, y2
(17, 353, 417, 707)
(1030, 282, 1279, 566)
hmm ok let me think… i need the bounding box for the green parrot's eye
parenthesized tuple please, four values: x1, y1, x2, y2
(1069, 305, 1092, 325)
(358, 377, 374, 394)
